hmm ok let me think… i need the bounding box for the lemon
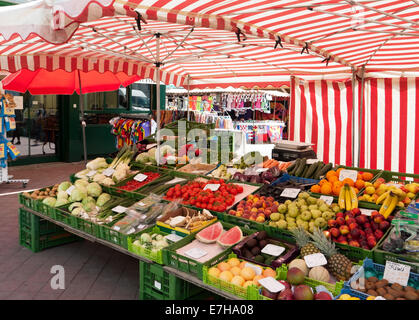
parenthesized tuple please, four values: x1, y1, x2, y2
(366, 296, 376, 300)
(339, 294, 352, 300)
(349, 297, 360, 300)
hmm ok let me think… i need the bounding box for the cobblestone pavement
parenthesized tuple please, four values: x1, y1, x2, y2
(0, 162, 139, 300)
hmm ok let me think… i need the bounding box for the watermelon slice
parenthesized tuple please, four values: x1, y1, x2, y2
(217, 226, 243, 248)
(196, 222, 223, 243)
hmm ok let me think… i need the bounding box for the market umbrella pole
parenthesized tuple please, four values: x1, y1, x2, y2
(78, 69, 88, 163)
(156, 33, 161, 167)
(187, 75, 190, 121)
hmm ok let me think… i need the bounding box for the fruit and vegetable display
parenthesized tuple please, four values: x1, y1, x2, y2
(116, 172, 161, 192)
(287, 158, 332, 180)
(265, 192, 342, 232)
(232, 231, 299, 268)
(358, 178, 418, 212)
(164, 179, 250, 212)
(310, 168, 374, 196)
(325, 208, 391, 249)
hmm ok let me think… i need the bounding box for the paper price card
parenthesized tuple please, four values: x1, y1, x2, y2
(203, 184, 220, 192)
(66, 185, 75, 196)
(280, 188, 300, 198)
(244, 262, 263, 275)
(339, 169, 357, 182)
(134, 173, 148, 182)
(306, 159, 318, 164)
(103, 167, 115, 177)
(87, 170, 96, 177)
(184, 248, 208, 259)
(154, 281, 162, 290)
(112, 206, 127, 214)
(360, 208, 375, 216)
(304, 253, 328, 268)
(320, 196, 333, 205)
(383, 261, 411, 286)
(258, 277, 285, 293)
(261, 244, 286, 256)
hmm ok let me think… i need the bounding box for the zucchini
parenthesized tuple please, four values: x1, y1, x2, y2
(287, 161, 297, 173)
(313, 162, 325, 180)
(305, 162, 318, 178)
(289, 158, 300, 175)
(294, 158, 307, 177)
(301, 165, 310, 178)
(318, 162, 333, 178)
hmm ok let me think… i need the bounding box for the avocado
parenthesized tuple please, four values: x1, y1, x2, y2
(251, 246, 261, 256)
(256, 231, 267, 241)
(246, 238, 258, 248)
(243, 249, 253, 259)
(258, 239, 268, 249)
(254, 255, 265, 263)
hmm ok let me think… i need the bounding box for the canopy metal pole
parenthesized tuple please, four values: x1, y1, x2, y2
(77, 69, 88, 164)
(187, 75, 190, 121)
(155, 33, 161, 167)
(357, 66, 366, 167)
(351, 68, 356, 166)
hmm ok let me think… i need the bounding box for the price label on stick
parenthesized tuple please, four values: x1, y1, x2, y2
(383, 261, 411, 286)
(280, 188, 300, 198)
(304, 253, 328, 268)
(103, 167, 115, 177)
(339, 169, 357, 182)
(66, 185, 75, 196)
(134, 173, 148, 182)
(203, 184, 220, 192)
(320, 195, 333, 205)
(112, 205, 127, 214)
(258, 277, 285, 293)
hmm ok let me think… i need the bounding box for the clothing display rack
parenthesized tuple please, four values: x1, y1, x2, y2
(109, 115, 156, 149)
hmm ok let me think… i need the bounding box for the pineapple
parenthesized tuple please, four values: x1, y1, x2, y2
(291, 226, 320, 257)
(310, 228, 353, 281)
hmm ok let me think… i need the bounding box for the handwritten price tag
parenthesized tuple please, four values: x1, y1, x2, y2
(280, 188, 301, 198)
(306, 159, 318, 164)
(103, 167, 115, 177)
(383, 261, 411, 286)
(203, 184, 220, 192)
(165, 234, 184, 243)
(304, 253, 328, 268)
(134, 173, 148, 182)
(320, 195, 333, 205)
(360, 208, 375, 216)
(112, 206, 127, 214)
(339, 169, 357, 182)
(66, 185, 75, 196)
(258, 277, 285, 293)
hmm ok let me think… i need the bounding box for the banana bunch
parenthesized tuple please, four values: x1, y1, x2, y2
(376, 191, 399, 218)
(339, 184, 358, 211)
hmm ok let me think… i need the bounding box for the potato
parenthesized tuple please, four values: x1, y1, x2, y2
(391, 283, 403, 292)
(404, 291, 418, 300)
(383, 293, 394, 300)
(367, 289, 378, 296)
(376, 287, 387, 296)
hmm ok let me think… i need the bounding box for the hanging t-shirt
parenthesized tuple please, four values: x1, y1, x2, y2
(141, 121, 151, 137)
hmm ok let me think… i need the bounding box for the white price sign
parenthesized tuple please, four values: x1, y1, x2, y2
(360, 208, 375, 216)
(383, 261, 411, 286)
(258, 277, 285, 293)
(134, 173, 148, 182)
(261, 244, 286, 256)
(304, 253, 328, 268)
(112, 205, 127, 214)
(320, 196, 334, 205)
(280, 188, 301, 198)
(184, 248, 208, 259)
(339, 169, 358, 182)
(103, 167, 115, 177)
(165, 234, 184, 243)
(86, 170, 96, 177)
(154, 281, 161, 290)
(203, 184, 220, 192)
(66, 185, 75, 196)
(306, 159, 318, 164)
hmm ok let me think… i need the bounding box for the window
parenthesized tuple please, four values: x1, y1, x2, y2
(130, 83, 151, 112)
(83, 86, 129, 111)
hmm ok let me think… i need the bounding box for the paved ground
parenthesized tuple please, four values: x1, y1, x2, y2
(0, 162, 139, 300)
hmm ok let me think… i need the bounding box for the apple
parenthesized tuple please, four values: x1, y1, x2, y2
(314, 292, 333, 300)
(367, 238, 377, 249)
(348, 222, 358, 231)
(235, 211, 243, 217)
(350, 228, 360, 239)
(346, 218, 357, 226)
(364, 227, 373, 235)
(278, 280, 291, 290)
(363, 222, 371, 229)
(351, 208, 361, 216)
(371, 211, 380, 218)
(373, 214, 385, 224)
(336, 217, 346, 226)
(374, 229, 384, 240)
(228, 210, 236, 215)
(345, 214, 354, 221)
(371, 222, 379, 231)
(349, 240, 360, 247)
(330, 227, 340, 238)
(355, 215, 368, 225)
(337, 235, 347, 243)
(379, 221, 390, 231)
(336, 212, 345, 219)
(323, 230, 331, 239)
(328, 219, 337, 228)
(340, 240, 349, 245)
(339, 225, 350, 235)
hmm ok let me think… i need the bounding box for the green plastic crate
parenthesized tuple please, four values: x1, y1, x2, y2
(139, 261, 203, 300)
(53, 207, 73, 226)
(69, 215, 100, 237)
(19, 185, 57, 218)
(162, 222, 256, 280)
(19, 208, 79, 253)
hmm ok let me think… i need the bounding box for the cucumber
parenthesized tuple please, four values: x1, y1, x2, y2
(294, 158, 307, 177)
(313, 162, 325, 180)
(305, 161, 319, 178)
(318, 162, 333, 178)
(301, 165, 310, 178)
(287, 161, 297, 173)
(289, 158, 301, 175)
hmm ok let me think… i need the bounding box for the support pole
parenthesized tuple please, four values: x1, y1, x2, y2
(357, 66, 366, 168)
(351, 68, 356, 166)
(155, 33, 161, 167)
(78, 69, 88, 164)
(187, 75, 190, 121)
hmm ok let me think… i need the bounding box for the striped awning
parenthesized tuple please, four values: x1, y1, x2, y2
(0, 0, 417, 88)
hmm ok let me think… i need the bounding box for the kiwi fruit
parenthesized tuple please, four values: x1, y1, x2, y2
(367, 289, 378, 296)
(244, 249, 253, 259)
(256, 231, 267, 241)
(246, 239, 257, 248)
(365, 281, 374, 290)
(375, 280, 388, 289)
(383, 293, 394, 300)
(258, 239, 268, 249)
(386, 288, 402, 298)
(391, 283, 403, 291)
(404, 286, 415, 292)
(404, 291, 418, 300)
(396, 297, 406, 300)
(251, 246, 261, 256)
(376, 287, 387, 296)
(368, 276, 378, 283)
(254, 255, 265, 263)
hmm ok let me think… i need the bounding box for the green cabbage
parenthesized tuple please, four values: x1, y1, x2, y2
(140, 233, 152, 244)
(58, 181, 71, 192)
(42, 197, 56, 207)
(55, 198, 68, 207)
(71, 207, 84, 216)
(92, 173, 106, 183)
(96, 193, 111, 207)
(87, 182, 102, 197)
(75, 179, 89, 189)
(82, 196, 95, 206)
(69, 202, 83, 211)
(70, 186, 87, 202)
(57, 190, 68, 200)
(83, 202, 96, 212)
(86, 157, 108, 171)
(147, 148, 156, 158)
(135, 153, 150, 164)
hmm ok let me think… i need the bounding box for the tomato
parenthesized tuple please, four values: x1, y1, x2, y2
(207, 204, 213, 210)
(201, 203, 207, 209)
(175, 191, 181, 198)
(209, 198, 215, 204)
(195, 202, 202, 208)
(190, 199, 196, 205)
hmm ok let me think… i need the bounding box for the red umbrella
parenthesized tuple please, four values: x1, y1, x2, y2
(2, 69, 140, 95)
(2, 69, 141, 162)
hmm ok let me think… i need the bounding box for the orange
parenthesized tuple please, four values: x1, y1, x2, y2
(357, 173, 363, 181)
(262, 268, 277, 278)
(332, 183, 343, 196)
(354, 188, 360, 194)
(240, 267, 256, 281)
(310, 185, 321, 193)
(230, 266, 242, 276)
(342, 178, 355, 187)
(252, 275, 265, 286)
(362, 172, 374, 181)
(326, 170, 337, 181)
(336, 168, 344, 176)
(239, 261, 247, 269)
(328, 175, 338, 184)
(320, 183, 333, 195)
(319, 179, 328, 186)
(227, 257, 240, 268)
(355, 179, 365, 190)
(218, 262, 231, 272)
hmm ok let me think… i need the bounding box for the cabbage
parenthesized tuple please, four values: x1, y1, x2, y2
(82, 196, 95, 206)
(133, 240, 141, 247)
(55, 198, 68, 207)
(140, 233, 152, 244)
(87, 182, 102, 197)
(75, 179, 89, 189)
(71, 207, 84, 216)
(58, 181, 71, 192)
(96, 193, 111, 207)
(57, 190, 68, 200)
(69, 202, 83, 211)
(42, 197, 56, 207)
(83, 202, 96, 212)
(86, 157, 108, 171)
(101, 178, 115, 186)
(70, 186, 87, 202)
(147, 148, 156, 158)
(93, 173, 106, 183)
(135, 153, 149, 164)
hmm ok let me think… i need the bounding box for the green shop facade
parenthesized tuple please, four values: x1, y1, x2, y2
(5, 82, 166, 166)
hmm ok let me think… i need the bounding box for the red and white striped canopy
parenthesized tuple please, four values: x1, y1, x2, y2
(0, 0, 417, 88)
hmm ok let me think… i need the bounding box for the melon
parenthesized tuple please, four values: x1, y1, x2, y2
(196, 222, 223, 243)
(217, 226, 243, 248)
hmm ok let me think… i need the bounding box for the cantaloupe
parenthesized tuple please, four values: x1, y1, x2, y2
(289, 259, 309, 276)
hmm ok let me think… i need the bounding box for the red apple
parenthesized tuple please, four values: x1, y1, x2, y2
(364, 227, 373, 235)
(314, 292, 333, 300)
(349, 240, 361, 247)
(356, 215, 368, 225)
(374, 229, 384, 240)
(336, 217, 346, 226)
(371, 222, 379, 231)
(340, 240, 349, 245)
(339, 225, 350, 235)
(363, 222, 371, 229)
(373, 214, 385, 224)
(371, 211, 380, 218)
(350, 228, 360, 239)
(336, 212, 344, 219)
(228, 210, 236, 215)
(346, 218, 357, 226)
(337, 235, 347, 243)
(349, 222, 358, 231)
(379, 221, 390, 231)
(345, 214, 354, 221)
(323, 230, 331, 239)
(359, 230, 366, 238)
(328, 219, 337, 228)
(351, 208, 361, 216)
(330, 227, 340, 238)
(278, 280, 291, 290)
(367, 238, 377, 249)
